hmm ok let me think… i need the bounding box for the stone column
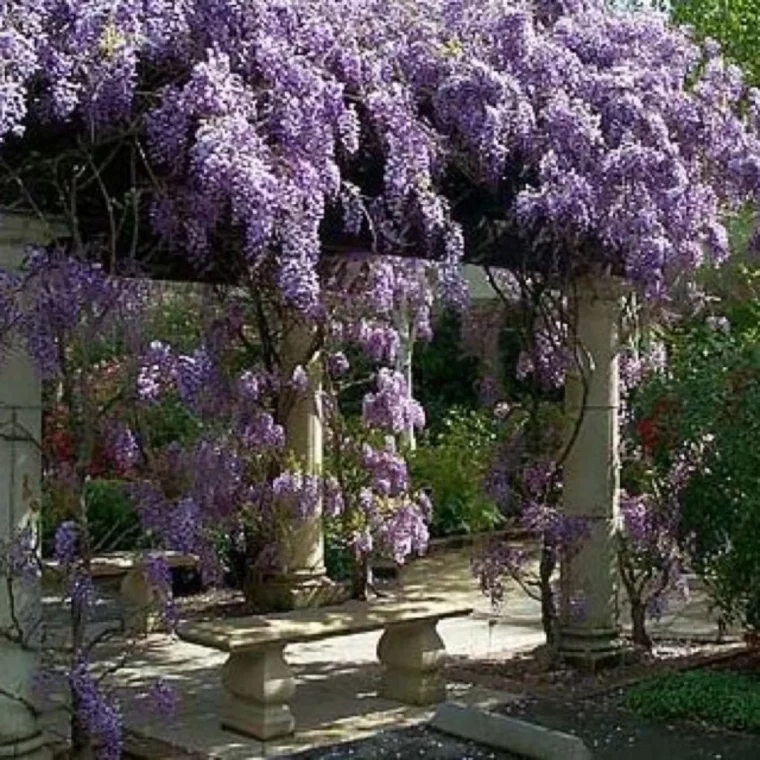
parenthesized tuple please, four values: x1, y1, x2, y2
(394, 303, 416, 451)
(0, 214, 60, 759)
(254, 318, 337, 611)
(558, 276, 623, 668)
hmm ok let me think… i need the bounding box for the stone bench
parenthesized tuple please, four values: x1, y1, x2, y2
(44, 550, 198, 633)
(177, 596, 473, 741)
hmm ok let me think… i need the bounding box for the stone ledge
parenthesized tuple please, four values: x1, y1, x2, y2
(430, 702, 592, 760)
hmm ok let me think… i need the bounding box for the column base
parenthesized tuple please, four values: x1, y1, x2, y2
(0, 732, 50, 759)
(247, 574, 348, 613)
(557, 626, 624, 672)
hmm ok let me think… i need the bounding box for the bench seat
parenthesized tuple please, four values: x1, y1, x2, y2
(44, 550, 197, 580)
(44, 551, 197, 634)
(177, 596, 472, 740)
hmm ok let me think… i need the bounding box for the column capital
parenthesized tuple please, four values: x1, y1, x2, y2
(571, 274, 628, 305)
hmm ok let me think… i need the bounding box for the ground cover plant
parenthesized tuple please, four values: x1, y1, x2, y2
(623, 668, 760, 732)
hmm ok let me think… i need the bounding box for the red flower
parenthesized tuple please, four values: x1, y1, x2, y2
(636, 397, 676, 455)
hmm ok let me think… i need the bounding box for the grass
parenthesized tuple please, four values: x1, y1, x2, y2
(622, 669, 760, 732)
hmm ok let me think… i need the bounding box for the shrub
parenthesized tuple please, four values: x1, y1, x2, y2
(410, 408, 503, 538)
(413, 311, 481, 434)
(632, 290, 760, 633)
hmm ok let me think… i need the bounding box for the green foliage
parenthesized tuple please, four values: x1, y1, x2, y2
(84, 479, 143, 551)
(42, 478, 141, 555)
(633, 269, 760, 630)
(324, 523, 354, 582)
(144, 289, 206, 353)
(623, 669, 760, 732)
(671, 0, 760, 86)
(413, 311, 481, 434)
(138, 393, 201, 449)
(410, 408, 503, 537)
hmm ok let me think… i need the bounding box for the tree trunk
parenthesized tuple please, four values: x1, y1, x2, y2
(70, 702, 95, 760)
(539, 541, 558, 647)
(70, 476, 96, 759)
(631, 598, 652, 650)
(351, 554, 369, 601)
(70, 597, 94, 760)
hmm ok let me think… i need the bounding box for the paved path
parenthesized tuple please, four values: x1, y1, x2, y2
(41, 546, 728, 759)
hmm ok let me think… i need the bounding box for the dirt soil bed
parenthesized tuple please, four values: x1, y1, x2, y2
(467, 643, 760, 760)
(706, 645, 760, 676)
(447, 638, 745, 700)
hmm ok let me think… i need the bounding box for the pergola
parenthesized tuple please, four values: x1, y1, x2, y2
(0, 201, 624, 757)
(2, 1, 749, 755)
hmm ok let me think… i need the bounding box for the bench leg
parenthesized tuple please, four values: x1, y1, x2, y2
(220, 645, 296, 740)
(120, 567, 158, 636)
(377, 619, 447, 706)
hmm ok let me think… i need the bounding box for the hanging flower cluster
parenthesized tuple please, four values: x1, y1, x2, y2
(0, 1, 757, 306)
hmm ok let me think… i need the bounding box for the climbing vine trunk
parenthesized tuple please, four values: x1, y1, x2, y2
(630, 597, 652, 651)
(539, 540, 558, 648)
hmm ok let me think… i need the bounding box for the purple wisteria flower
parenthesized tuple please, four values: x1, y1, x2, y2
(473, 542, 531, 607)
(362, 369, 425, 435)
(137, 341, 175, 402)
(241, 412, 285, 450)
(108, 424, 140, 470)
(148, 679, 179, 720)
(272, 470, 321, 520)
(68, 660, 122, 760)
(327, 351, 350, 378)
(361, 438, 410, 497)
(54, 521, 78, 565)
(323, 476, 345, 518)
(377, 503, 430, 564)
(143, 554, 178, 630)
(516, 331, 570, 390)
(289, 365, 309, 394)
(2, 0, 759, 311)
(353, 322, 400, 363)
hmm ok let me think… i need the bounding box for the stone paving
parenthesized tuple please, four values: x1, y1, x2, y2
(41, 547, 728, 759)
